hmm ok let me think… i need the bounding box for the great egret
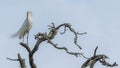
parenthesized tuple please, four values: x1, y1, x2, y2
(11, 11, 32, 43)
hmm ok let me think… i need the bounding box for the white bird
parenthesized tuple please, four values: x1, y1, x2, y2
(11, 11, 32, 42)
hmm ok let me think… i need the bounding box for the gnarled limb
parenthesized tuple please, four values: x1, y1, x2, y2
(81, 46, 118, 68)
(99, 59, 118, 67)
(56, 23, 87, 49)
(9, 23, 87, 68)
(47, 38, 84, 57)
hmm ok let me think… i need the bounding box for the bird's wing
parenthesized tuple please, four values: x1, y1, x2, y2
(11, 19, 28, 38)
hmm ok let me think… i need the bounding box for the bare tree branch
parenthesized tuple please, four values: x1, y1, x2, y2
(9, 23, 118, 68)
(13, 23, 120, 68)
(99, 59, 118, 67)
(19, 42, 31, 53)
(29, 54, 37, 68)
(7, 58, 18, 61)
(17, 54, 26, 68)
(60, 26, 67, 34)
(93, 46, 98, 56)
(47, 27, 58, 39)
(81, 46, 118, 68)
(89, 55, 108, 68)
(47, 38, 83, 57)
(7, 53, 26, 68)
(31, 39, 43, 56)
(56, 23, 86, 49)
(29, 23, 87, 68)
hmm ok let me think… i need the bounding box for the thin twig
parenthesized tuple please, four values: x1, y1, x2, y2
(60, 26, 67, 34)
(7, 58, 18, 61)
(93, 46, 98, 56)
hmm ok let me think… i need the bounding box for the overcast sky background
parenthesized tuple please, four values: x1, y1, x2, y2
(0, 0, 120, 68)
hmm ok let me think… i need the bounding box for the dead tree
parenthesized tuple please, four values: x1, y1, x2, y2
(7, 23, 117, 68)
(7, 23, 86, 68)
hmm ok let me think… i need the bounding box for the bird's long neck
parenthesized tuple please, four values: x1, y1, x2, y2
(27, 14, 32, 21)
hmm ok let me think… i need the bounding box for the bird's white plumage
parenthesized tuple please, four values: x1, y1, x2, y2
(11, 11, 32, 39)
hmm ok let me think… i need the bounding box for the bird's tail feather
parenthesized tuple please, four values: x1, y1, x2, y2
(10, 31, 19, 38)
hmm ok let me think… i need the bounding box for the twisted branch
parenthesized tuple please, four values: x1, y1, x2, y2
(99, 59, 118, 67)
(9, 23, 87, 68)
(81, 46, 118, 68)
(56, 23, 87, 49)
(47, 38, 83, 57)
(8, 23, 118, 68)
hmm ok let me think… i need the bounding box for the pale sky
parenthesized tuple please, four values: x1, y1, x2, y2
(0, 0, 120, 68)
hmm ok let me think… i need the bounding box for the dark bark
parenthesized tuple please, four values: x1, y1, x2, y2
(7, 53, 26, 68)
(81, 46, 118, 68)
(8, 23, 117, 68)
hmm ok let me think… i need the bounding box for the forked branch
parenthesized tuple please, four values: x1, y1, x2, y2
(81, 46, 118, 68)
(7, 53, 26, 68)
(16, 23, 86, 68)
(56, 23, 87, 49)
